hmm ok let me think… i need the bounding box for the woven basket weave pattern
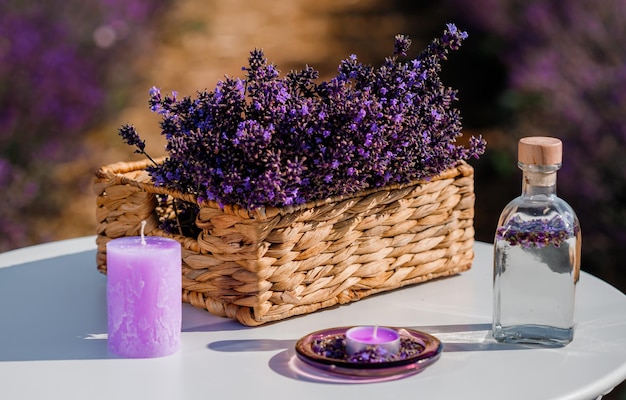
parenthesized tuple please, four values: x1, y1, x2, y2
(95, 159, 475, 326)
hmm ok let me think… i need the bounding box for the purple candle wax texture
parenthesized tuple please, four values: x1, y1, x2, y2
(107, 236, 182, 358)
(345, 326, 401, 355)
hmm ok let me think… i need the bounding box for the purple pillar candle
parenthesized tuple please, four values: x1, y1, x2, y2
(106, 229, 182, 358)
(345, 326, 401, 355)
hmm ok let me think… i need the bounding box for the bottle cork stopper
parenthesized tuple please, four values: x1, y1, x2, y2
(518, 136, 562, 165)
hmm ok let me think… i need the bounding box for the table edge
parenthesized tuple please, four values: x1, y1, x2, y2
(0, 236, 97, 269)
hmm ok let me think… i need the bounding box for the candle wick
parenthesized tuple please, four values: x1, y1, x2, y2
(140, 220, 147, 245)
(373, 325, 379, 339)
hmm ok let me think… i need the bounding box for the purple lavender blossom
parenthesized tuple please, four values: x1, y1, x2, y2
(496, 215, 579, 248)
(311, 335, 425, 363)
(119, 124, 146, 153)
(125, 25, 485, 212)
(393, 34, 412, 57)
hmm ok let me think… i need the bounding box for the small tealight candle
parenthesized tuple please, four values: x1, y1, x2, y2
(106, 221, 182, 358)
(345, 326, 401, 355)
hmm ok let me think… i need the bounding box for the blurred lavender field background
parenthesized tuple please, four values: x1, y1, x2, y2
(2, 2, 626, 395)
(0, 0, 170, 245)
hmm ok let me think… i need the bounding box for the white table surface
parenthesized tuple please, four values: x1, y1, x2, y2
(1, 237, 625, 400)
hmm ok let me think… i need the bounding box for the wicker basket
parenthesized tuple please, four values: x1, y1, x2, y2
(94, 159, 475, 326)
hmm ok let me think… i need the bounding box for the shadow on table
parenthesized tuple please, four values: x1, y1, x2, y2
(205, 323, 535, 383)
(181, 307, 250, 333)
(408, 323, 539, 352)
(0, 250, 111, 361)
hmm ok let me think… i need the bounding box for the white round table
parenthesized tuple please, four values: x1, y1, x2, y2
(0, 237, 625, 399)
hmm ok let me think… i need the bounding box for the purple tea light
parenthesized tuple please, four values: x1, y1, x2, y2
(345, 326, 401, 356)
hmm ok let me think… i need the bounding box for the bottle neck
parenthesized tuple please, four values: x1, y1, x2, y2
(519, 162, 560, 198)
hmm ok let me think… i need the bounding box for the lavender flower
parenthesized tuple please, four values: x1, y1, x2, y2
(118, 123, 159, 166)
(118, 124, 146, 153)
(310, 335, 426, 363)
(122, 25, 485, 213)
(393, 34, 412, 57)
(496, 214, 579, 248)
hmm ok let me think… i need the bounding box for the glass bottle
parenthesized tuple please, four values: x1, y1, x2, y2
(493, 136, 581, 346)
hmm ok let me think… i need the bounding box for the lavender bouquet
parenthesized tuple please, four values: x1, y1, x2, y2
(120, 24, 485, 216)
